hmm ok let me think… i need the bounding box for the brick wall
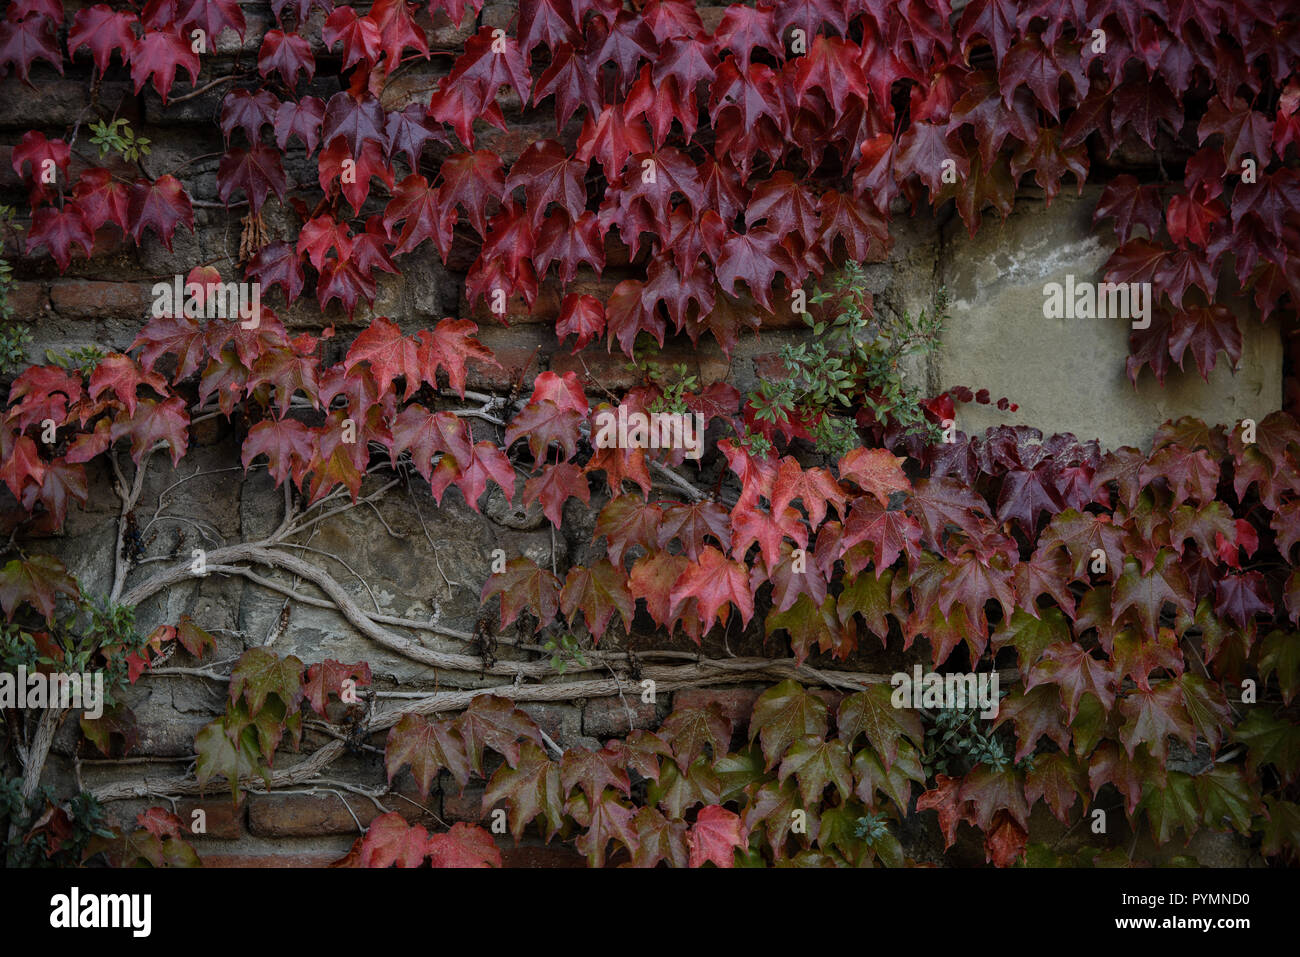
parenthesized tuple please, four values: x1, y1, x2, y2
(0, 1, 1279, 866)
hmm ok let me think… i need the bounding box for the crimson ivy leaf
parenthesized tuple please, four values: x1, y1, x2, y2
(386, 712, 471, 795)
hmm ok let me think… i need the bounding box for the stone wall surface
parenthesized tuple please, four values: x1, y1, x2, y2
(0, 1, 1280, 867)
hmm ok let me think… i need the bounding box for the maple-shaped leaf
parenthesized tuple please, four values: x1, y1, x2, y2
(26, 457, 88, 530)
(852, 741, 926, 815)
(687, 804, 744, 868)
(767, 593, 854, 665)
(983, 810, 1028, 868)
(25, 205, 93, 273)
(836, 684, 924, 772)
(483, 741, 564, 841)
(322, 6, 381, 70)
(1027, 642, 1116, 724)
(429, 440, 515, 510)
(659, 703, 732, 773)
(130, 28, 201, 104)
(504, 399, 583, 464)
(274, 96, 325, 153)
(656, 500, 731, 561)
(960, 765, 1030, 833)
(68, 5, 137, 75)
(386, 712, 471, 795)
(383, 174, 454, 259)
(303, 659, 371, 718)
(343, 316, 419, 400)
(711, 4, 779, 70)
(505, 139, 588, 229)
(1092, 174, 1165, 243)
(0, 11, 63, 83)
(730, 504, 807, 571)
(358, 812, 429, 868)
(0, 554, 79, 623)
(70, 168, 130, 233)
(668, 545, 754, 633)
(994, 684, 1071, 762)
(629, 805, 689, 868)
(81, 703, 139, 758)
(1111, 627, 1183, 692)
(110, 395, 190, 466)
(1214, 570, 1271, 628)
(388, 406, 469, 483)
(561, 745, 632, 806)
(999, 33, 1086, 120)
(560, 558, 631, 639)
(1199, 95, 1274, 167)
(88, 353, 167, 418)
(195, 717, 271, 801)
(836, 566, 893, 642)
(1111, 552, 1196, 637)
(128, 175, 194, 250)
(1025, 751, 1086, 824)
(1009, 127, 1088, 203)
(173, 615, 216, 659)
(628, 550, 686, 629)
(778, 734, 852, 806)
(217, 144, 288, 215)
(565, 790, 639, 867)
(221, 88, 279, 143)
(1259, 630, 1300, 707)
(750, 680, 828, 771)
(1137, 771, 1200, 846)
(1118, 679, 1196, 764)
(649, 758, 721, 821)
(12, 131, 70, 203)
(437, 151, 504, 236)
(455, 694, 544, 775)
(245, 240, 307, 305)
(1109, 75, 1183, 150)
(415, 319, 496, 398)
(426, 822, 501, 868)
(840, 496, 922, 575)
(229, 646, 304, 715)
(242, 416, 313, 488)
(480, 557, 560, 629)
(916, 773, 974, 850)
(1195, 764, 1265, 834)
(178, 0, 246, 40)
(1037, 508, 1127, 581)
(6, 365, 83, 433)
(258, 28, 314, 87)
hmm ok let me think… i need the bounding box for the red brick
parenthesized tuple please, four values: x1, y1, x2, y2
(176, 798, 244, 839)
(583, 694, 657, 736)
(51, 280, 153, 319)
(672, 687, 761, 734)
(198, 851, 343, 867)
(441, 779, 488, 823)
(247, 792, 383, 837)
(8, 281, 48, 320)
(500, 844, 586, 868)
(519, 702, 582, 744)
(550, 341, 729, 391)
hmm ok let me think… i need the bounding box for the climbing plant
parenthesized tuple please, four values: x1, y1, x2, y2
(0, 0, 1297, 867)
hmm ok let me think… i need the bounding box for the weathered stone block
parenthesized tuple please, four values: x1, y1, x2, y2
(937, 188, 1283, 450)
